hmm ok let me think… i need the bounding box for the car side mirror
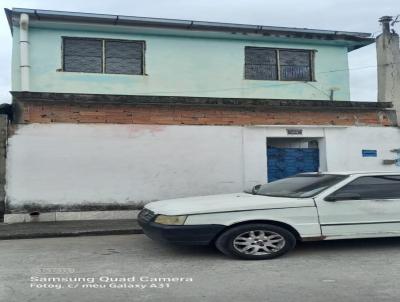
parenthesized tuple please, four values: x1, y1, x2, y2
(325, 192, 361, 202)
(252, 184, 261, 194)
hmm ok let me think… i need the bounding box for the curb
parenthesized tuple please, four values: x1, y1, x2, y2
(0, 229, 144, 240)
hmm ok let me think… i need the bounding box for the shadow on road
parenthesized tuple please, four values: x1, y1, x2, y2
(296, 236, 400, 253)
(153, 236, 400, 259)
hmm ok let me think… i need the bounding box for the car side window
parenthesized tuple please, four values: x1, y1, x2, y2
(331, 175, 400, 200)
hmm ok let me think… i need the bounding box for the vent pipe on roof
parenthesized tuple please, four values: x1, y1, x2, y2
(376, 16, 400, 125)
(19, 13, 30, 91)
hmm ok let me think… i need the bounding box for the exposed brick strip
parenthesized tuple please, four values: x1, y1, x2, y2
(17, 101, 396, 126)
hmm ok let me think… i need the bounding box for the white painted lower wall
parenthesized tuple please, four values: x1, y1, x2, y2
(5, 124, 264, 216)
(324, 126, 400, 171)
(5, 123, 400, 222)
(4, 210, 140, 223)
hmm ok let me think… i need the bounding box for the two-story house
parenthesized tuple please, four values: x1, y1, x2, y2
(2, 8, 399, 223)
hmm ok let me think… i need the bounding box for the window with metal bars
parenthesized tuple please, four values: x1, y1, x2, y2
(63, 37, 145, 75)
(244, 47, 314, 81)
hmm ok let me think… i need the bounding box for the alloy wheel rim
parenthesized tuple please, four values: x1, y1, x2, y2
(232, 230, 286, 255)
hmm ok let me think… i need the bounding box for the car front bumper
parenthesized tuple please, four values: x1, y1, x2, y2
(138, 210, 225, 245)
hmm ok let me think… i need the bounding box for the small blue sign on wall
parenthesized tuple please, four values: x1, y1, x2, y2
(362, 149, 377, 157)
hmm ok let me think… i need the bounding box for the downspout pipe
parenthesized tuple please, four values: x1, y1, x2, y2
(19, 13, 30, 91)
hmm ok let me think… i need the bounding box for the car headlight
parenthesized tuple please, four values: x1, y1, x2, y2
(154, 215, 187, 225)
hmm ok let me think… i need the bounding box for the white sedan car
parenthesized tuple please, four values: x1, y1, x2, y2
(138, 172, 400, 260)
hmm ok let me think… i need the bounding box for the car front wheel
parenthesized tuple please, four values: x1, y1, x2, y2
(215, 223, 296, 260)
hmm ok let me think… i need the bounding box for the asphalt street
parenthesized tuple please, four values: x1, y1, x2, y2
(1, 234, 400, 302)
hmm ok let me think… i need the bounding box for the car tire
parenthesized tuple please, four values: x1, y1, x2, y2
(215, 223, 296, 260)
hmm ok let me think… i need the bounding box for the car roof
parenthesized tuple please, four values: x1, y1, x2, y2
(300, 171, 400, 176)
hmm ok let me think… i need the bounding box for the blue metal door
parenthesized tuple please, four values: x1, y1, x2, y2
(267, 146, 319, 182)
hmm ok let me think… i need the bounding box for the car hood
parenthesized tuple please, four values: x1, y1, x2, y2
(144, 193, 314, 215)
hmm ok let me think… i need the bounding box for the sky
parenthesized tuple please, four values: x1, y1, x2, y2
(0, 0, 399, 103)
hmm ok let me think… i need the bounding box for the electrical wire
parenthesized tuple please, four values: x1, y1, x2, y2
(130, 61, 400, 96)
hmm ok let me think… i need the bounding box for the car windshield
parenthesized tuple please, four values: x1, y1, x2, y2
(253, 174, 348, 198)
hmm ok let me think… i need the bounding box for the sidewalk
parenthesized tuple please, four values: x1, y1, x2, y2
(0, 219, 143, 240)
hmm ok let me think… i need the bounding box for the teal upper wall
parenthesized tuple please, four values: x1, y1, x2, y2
(11, 22, 356, 101)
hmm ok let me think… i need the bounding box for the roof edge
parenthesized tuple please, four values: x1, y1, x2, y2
(4, 8, 13, 34)
(5, 7, 374, 49)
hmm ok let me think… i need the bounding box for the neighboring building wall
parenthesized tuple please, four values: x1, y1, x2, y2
(6, 123, 400, 218)
(0, 115, 7, 219)
(11, 26, 351, 100)
(376, 17, 400, 123)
